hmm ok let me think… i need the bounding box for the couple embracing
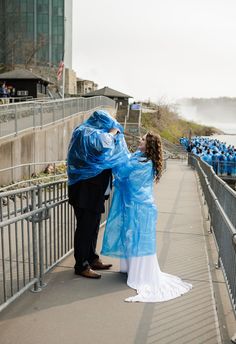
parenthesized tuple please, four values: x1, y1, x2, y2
(67, 110, 192, 302)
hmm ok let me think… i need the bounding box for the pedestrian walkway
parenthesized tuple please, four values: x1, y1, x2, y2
(0, 160, 234, 344)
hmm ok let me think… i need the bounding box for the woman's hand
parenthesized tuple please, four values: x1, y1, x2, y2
(109, 128, 120, 136)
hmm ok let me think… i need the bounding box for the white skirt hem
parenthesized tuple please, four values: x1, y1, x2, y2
(121, 255, 192, 303)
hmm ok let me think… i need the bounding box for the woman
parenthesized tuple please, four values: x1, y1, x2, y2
(101, 132, 192, 302)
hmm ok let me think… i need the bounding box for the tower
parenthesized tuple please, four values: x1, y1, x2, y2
(0, 0, 72, 69)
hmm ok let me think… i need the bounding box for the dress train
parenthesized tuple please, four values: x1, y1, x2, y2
(120, 255, 192, 302)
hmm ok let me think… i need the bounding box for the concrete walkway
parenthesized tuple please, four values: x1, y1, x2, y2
(0, 160, 234, 344)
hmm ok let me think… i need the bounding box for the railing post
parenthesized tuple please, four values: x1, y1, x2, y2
(63, 100, 65, 120)
(215, 253, 221, 269)
(31, 189, 41, 292)
(53, 102, 55, 123)
(70, 99, 73, 117)
(127, 104, 130, 120)
(33, 103, 36, 129)
(38, 186, 46, 288)
(14, 104, 18, 136)
(40, 104, 43, 128)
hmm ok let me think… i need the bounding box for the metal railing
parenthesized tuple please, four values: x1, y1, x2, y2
(0, 96, 116, 139)
(195, 158, 236, 228)
(211, 161, 236, 177)
(0, 96, 34, 104)
(0, 179, 111, 312)
(188, 153, 236, 316)
(0, 160, 67, 191)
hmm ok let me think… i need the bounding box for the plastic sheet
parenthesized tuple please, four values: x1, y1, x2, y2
(101, 151, 157, 258)
(67, 110, 130, 185)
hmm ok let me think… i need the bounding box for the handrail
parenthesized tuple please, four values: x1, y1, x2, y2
(0, 179, 112, 312)
(188, 153, 236, 320)
(0, 96, 116, 139)
(0, 160, 66, 173)
(0, 160, 67, 192)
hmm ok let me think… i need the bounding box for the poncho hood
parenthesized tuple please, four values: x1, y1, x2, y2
(67, 110, 130, 185)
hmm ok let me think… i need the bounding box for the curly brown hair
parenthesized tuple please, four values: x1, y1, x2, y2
(145, 132, 163, 182)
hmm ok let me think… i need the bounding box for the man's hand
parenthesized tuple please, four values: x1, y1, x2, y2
(109, 128, 120, 136)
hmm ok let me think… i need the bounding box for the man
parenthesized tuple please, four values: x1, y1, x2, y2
(67, 110, 129, 279)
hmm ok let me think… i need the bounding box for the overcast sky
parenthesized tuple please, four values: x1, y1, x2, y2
(72, 0, 236, 104)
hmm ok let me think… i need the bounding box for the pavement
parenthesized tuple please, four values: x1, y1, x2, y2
(0, 159, 235, 344)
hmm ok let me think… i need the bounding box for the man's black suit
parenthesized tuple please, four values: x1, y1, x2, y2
(68, 169, 112, 272)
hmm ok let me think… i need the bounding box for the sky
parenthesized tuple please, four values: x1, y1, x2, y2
(72, 0, 236, 133)
(72, 0, 236, 102)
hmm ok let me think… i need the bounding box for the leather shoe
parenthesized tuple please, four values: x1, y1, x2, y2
(91, 259, 112, 270)
(75, 267, 101, 279)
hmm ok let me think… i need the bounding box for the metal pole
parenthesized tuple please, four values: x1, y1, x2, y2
(38, 186, 46, 288)
(33, 103, 36, 129)
(31, 189, 41, 292)
(127, 103, 130, 120)
(40, 104, 43, 128)
(14, 105, 18, 136)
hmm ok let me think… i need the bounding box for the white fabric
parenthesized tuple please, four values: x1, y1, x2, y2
(120, 255, 192, 302)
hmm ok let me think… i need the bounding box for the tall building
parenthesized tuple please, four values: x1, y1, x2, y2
(0, 0, 72, 69)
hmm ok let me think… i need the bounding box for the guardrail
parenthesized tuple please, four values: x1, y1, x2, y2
(0, 96, 116, 139)
(211, 161, 236, 177)
(0, 96, 34, 104)
(195, 158, 236, 228)
(0, 160, 66, 191)
(0, 179, 111, 312)
(188, 153, 236, 317)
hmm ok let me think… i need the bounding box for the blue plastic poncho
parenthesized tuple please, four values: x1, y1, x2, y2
(101, 151, 157, 258)
(67, 110, 130, 185)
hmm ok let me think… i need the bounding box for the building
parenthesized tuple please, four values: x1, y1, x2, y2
(83, 86, 132, 109)
(77, 78, 98, 96)
(0, 69, 51, 99)
(0, 0, 72, 70)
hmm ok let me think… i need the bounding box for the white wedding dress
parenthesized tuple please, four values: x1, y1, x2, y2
(120, 255, 192, 302)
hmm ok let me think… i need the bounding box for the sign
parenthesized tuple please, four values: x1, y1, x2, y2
(131, 103, 141, 110)
(17, 90, 29, 96)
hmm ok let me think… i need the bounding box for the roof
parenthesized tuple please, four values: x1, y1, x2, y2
(83, 86, 132, 98)
(77, 78, 97, 84)
(0, 69, 51, 83)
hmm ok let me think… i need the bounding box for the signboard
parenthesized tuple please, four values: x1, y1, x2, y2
(17, 90, 29, 96)
(131, 103, 141, 110)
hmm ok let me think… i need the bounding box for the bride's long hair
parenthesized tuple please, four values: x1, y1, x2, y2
(145, 132, 163, 182)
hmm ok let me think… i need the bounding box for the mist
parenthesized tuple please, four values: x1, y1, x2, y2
(176, 98, 236, 134)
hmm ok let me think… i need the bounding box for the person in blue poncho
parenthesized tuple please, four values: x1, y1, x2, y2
(67, 110, 130, 279)
(101, 132, 192, 302)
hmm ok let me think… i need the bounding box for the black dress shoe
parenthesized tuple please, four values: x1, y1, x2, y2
(90, 259, 112, 270)
(75, 267, 101, 279)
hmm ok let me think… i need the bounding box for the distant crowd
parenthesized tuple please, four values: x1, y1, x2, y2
(0, 82, 10, 98)
(180, 136, 236, 175)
